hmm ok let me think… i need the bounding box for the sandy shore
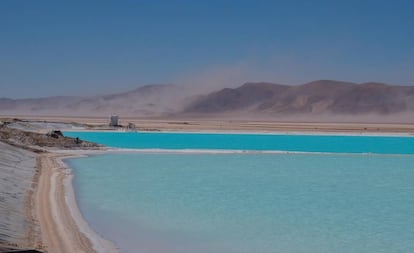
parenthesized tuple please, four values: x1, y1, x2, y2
(4, 116, 414, 134)
(0, 137, 117, 252)
(34, 152, 118, 253)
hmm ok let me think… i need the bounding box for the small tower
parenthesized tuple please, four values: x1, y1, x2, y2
(109, 114, 119, 127)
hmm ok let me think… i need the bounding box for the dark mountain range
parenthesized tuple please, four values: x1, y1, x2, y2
(1, 80, 414, 121)
(183, 80, 414, 116)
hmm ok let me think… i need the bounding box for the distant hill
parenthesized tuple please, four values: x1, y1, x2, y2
(0, 84, 187, 117)
(1, 80, 414, 122)
(183, 80, 414, 116)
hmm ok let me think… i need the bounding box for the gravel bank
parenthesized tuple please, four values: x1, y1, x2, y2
(0, 141, 39, 250)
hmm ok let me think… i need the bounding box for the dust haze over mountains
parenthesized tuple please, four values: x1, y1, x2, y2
(1, 80, 414, 123)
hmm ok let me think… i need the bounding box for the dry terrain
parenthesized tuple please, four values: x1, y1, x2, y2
(2, 117, 414, 135)
(1, 80, 414, 122)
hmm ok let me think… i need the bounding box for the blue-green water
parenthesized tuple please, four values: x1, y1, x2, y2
(66, 132, 414, 253)
(64, 131, 414, 154)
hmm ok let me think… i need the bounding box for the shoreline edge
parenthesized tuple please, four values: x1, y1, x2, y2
(34, 152, 119, 253)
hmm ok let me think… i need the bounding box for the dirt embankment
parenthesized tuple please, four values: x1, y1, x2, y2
(0, 124, 101, 151)
(0, 122, 104, 252)
(0, 141, 39, 251)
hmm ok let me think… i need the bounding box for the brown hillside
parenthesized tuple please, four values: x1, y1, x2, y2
(184, 80, 414, 115)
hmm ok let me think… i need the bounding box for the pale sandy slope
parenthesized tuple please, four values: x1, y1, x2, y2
(0, 138, 117, 252)
(0, 141, 38, 250)
(35, 152, 118, 253)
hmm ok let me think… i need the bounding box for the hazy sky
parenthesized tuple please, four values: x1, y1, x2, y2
(1, 0, 413, 98)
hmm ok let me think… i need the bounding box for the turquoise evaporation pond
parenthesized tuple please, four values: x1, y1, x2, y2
(64, 131, 414, 154)
(68, 153, 414, 253)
